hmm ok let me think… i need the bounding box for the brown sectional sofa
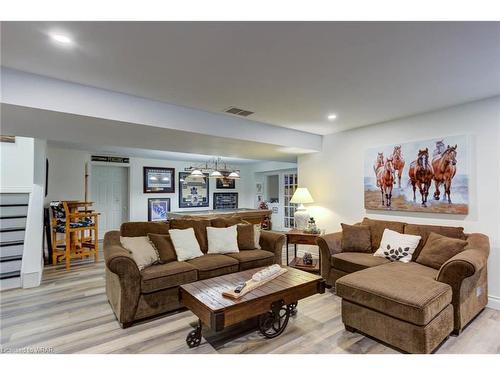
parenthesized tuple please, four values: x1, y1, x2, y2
(317, 217, 490, 353)
(104, 218, 285, 328)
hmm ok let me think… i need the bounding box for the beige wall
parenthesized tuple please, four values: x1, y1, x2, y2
(298, 96, 500, 309)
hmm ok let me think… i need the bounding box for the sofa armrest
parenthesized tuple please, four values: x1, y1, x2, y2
(317, 231, 342, 280)
(437, 233, 490, 301)
(104, 231, 140, 278)
(437, 248, 488, 285)
(103, 231, 141, 326)
(260, 230, 285, 265)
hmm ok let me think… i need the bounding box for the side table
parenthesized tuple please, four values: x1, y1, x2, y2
(285, 229, 322, 273)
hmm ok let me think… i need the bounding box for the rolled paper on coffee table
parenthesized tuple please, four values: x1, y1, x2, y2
(222, 266, 288, 300)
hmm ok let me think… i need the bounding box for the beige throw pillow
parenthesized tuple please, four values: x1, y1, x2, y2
(169, 228, 204, 261)
(207, 225, 239, 254)
(373, 229, 421, 263)
(120, 236, 160, 270)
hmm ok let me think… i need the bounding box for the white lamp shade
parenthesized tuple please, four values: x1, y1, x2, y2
(290, 187, 314, 204)
(210, 170, 223, 178)
(190, 169, 203, 176)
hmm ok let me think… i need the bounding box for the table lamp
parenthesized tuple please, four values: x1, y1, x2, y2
(290, 187, 314, 230)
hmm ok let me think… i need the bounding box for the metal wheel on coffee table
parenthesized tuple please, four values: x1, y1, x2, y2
(258, 299, 291, 338)
(186, 320, 202, 348)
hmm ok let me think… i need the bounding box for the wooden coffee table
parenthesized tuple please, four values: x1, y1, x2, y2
(179, 266, 325, 347)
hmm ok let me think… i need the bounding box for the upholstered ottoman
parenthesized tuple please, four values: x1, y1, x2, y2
(336, 262, 454, 353)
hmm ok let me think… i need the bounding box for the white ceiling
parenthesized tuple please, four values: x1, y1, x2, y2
(1, 22, 500, 135)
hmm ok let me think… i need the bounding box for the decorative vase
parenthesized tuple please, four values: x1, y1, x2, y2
(294, 204, 310, 230)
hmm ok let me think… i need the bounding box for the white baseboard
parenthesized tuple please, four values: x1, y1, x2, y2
(487, 295, 500, 311)
(21, 271, 41, 288)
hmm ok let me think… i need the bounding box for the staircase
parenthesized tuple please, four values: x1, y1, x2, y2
(0, 193, 29, 290)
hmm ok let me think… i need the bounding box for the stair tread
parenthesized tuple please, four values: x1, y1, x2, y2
(0, 270, 21, 280)
(0, 215, 28, 219)
(0, 227, 26, 232)
(0, 240, 24, 247)
(0, 255, 23, 262)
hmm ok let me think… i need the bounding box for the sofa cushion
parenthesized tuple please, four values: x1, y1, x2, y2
(237, 223, 256, 250)
(187, 254, 239, 279)
(169, 219, 211, 252)
(336, 262, 451, 325)
(404, 223, 465, 260)
(227, 249, 275, 270)
(416, 232, 468, 270)
(147, 233, 177, 263)
(362, 217, 405, 250)
(120, 221, 170, 237)
(341, 223, 372, 253)
(332, 252, 390, 274)
(140, 261, 198, 293)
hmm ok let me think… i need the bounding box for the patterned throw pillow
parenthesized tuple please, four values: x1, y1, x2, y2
(373, 229, 421, 263)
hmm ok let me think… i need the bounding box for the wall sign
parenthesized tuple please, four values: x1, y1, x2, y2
(91, 155, 130, 163)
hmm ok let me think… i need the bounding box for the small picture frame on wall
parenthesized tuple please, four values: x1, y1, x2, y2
(148, 198, 171, 221)
(256, 183, 263, 194)
(143, 167, 175, 193)
(216, 177, 236, 189)
(214, 192, 238, 209)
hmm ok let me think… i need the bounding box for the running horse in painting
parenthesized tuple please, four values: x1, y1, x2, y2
(376, 157, 395, 207)
(391, 145, 405, 188)
(373, 152, 384, 187)
(409, 148, 434, 207)
(432, 144, 458, 203)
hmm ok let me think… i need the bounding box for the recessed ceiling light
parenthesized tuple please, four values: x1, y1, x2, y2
(327, 114, 337, 121)
(49, 33, 73, 46)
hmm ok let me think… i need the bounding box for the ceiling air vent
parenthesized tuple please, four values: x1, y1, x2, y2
(224, 107, 254, 117)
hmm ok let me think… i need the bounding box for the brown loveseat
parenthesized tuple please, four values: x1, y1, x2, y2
(317, 217, 490, 353)
(104, 218, 285, 328)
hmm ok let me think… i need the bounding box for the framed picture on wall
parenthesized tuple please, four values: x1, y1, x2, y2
(216, 177, 235, 189)
(256, 182, 263, 194)
(179, 172, 209, 208)
(143, 167, 175, 193)
(214, 192, 238, 209)
(148, 198, 171, 221)
(364, 135, 468, 214)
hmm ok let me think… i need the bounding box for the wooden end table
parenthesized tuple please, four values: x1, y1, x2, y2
(286, 229, 322, 273)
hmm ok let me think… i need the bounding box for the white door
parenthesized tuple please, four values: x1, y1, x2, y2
(91, 165, 129, 238)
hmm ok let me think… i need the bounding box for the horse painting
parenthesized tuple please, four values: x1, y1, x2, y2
(409, 148, 434, 207)
(364, 135, 468, 214)
(432, 144, 457, 203)
(376, 157, 394, 207)
(392, 145, 405, 188)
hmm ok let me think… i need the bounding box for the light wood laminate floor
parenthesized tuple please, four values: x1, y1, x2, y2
(1, 254, 499, 354)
